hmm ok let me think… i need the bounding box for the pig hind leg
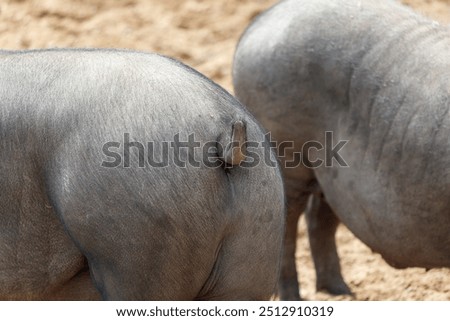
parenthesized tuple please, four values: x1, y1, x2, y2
(305, 193, 351, 295)
(59, 207, 216, 300)
(278, 194, 308, 301)
(196, 235, 282, 300)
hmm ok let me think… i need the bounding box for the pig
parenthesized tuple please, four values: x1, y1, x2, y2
(0, 48, 285, 300)
(233, 0, 450, 300)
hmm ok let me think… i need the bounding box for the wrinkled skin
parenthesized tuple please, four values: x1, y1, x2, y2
(233, 0, 450, 300)
(0, 49, 285, 300)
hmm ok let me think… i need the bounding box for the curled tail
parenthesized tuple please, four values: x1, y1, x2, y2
(218, 120, 247, 166)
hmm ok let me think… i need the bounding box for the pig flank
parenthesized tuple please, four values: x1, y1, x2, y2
(233, 0, 450, 300)
(0, 49, 285, 300)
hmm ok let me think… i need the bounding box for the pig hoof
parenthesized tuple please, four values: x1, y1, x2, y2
(317, 281, 352, 296)
(278, 280, 301, 301)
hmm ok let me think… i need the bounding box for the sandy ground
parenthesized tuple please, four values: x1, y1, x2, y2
(0, 0, 449, 300)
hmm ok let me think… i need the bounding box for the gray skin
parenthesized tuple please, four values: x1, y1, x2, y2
(233, 0, 450, 300)
(0, 48, 286, 300)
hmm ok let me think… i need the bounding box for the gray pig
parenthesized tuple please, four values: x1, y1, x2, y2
(233, 0, 450, 300)
(0, 48, 285, 300)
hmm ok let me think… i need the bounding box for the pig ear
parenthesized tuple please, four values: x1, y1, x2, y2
(220, 120, 247, 166)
